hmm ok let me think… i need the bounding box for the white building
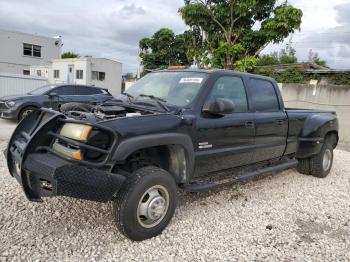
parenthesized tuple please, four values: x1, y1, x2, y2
(31, 57, 122, 96)
(0, 29, 62, 75)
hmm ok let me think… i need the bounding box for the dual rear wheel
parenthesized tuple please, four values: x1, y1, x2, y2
(297, 139, 334, 178)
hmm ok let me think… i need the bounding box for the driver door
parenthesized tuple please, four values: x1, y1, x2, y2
(194, 75, 255, 176)
(46, 85, 76, 110)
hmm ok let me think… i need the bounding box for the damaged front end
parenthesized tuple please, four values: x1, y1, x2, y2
(5, 108, 126, 202)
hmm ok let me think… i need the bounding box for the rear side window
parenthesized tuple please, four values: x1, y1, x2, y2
(250, 79, 280, 112)
(76, 86, 103, 95)
(208, 76, 248, 113)
(54, 86, 76, 95)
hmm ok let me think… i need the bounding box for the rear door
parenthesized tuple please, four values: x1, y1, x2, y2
(194, 75, 255, 176)
(249, 78, 288, 162)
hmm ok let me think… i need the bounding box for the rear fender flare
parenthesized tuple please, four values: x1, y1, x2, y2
(297, 113, 338, 158)
(301, 113, 338, 138)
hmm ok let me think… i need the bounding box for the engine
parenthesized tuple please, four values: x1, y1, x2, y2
(60, 102, 148, 122)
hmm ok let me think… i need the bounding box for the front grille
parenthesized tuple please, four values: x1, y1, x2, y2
(0, 102, 7, 110)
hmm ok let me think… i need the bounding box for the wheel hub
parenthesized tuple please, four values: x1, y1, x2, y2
(147, 196, 166, 220)
(323, 149, 332, 171)
(137, 185, 170, 228)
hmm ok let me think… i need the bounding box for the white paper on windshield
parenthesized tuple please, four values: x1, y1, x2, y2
(179, 77, 203, 84)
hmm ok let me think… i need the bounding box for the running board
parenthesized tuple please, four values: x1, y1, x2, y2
(182, 159, 298, 192)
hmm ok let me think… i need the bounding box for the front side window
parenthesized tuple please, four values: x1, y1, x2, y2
(53, 70, 60, 79)
(28, 85, 56, 95)
(207, 76, 248, 113)
(76, 70, 84, 80)
(125, 71, 207, 107)
(23, 70, 30, 75)
(250, 79, 280, 112)
(36, 70, 42, 77)
(54, 86, 76, 95)
(23, 43, 41, 57)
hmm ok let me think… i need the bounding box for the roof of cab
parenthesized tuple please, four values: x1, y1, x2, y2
(157, 68, 276, 82)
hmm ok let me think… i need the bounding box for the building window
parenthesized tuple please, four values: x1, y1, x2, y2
(23, 43, 42, 58)
(92, 71, 106, 81)
(23, 70, 30, 75)
(53, 70, 60, 79)
(76, 70, 84, 80)
(36, 70, 42, 77)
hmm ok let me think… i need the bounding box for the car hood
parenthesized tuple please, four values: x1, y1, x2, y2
(0, 94, 34, 101)
(99, 113, 184, 139)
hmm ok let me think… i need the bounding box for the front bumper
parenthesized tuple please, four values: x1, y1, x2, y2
(6, 108, 124, 202)
(0, 108, 18, 120)
(20, 153, 125, 202)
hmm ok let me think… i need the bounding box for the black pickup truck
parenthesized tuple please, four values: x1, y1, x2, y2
(6, 69, 339, 241)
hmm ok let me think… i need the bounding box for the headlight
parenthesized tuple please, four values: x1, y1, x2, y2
(60, 123, 92, 142)
(5, 101, 16, 108)
(52, 123, 93, 160)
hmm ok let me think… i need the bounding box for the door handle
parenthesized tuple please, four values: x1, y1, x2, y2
(276, 120, 285, 125)
(245, 121, 255, 129)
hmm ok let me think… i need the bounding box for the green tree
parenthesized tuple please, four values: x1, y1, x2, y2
(61, 52, 80, 59)
(257, 52, 279, 66)
(277, 67, 304, 83)
(179, 0, 303, 69)
(182, 27, 206, 67)
(257, 47, 297, 66)
(139, 28, 192, 70)
(278, 48, 297, 64)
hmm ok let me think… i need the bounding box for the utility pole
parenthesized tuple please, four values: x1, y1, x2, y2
(287, 34, 293, 56)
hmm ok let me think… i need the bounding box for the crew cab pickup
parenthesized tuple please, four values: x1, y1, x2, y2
(6, 69, 339, 241)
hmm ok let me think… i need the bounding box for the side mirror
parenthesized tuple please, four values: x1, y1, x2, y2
(48, 92, 58, 98)
(203, 98, 235, 117)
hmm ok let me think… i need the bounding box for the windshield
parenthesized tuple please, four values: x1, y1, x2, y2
(28, 85, 56, 95)
(125, 71, 207, 107)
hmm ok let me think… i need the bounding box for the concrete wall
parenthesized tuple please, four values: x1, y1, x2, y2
(90, 58, 122, 96)
(0, 29, 62, 75)
(0, 72, 48, 97)
(281, 83, 350, 151)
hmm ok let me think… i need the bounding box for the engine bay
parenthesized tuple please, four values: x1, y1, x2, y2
(62, 101, 155, 122)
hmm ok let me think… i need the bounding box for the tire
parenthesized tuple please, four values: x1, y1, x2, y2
(19, 106, 37, 121)
(113, 166, 177, 241)
(309, 141, 334, 178)
(60, 102, 94, 113)
(297, 158, 310, 175)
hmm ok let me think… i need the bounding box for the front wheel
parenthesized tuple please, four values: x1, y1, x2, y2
(113, 166, 177, 241)
(19, 106, 37, 121)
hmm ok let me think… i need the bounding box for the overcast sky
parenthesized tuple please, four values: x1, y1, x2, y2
(1, 0, 350, 73)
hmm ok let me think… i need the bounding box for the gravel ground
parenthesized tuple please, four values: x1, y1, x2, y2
(0, 140, 349, 261)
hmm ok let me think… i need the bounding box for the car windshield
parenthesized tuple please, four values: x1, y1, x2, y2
(28, 85, 56, 95)
(125, 71, 208, 107)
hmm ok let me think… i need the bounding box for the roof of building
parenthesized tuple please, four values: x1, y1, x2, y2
(0, 28, 61, 40)
(51, 57, 122, 64)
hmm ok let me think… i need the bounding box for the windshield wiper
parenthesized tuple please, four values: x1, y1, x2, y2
(138, 94, 170, 112)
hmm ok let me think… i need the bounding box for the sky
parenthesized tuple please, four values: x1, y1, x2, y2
(0, 0, 350, 73)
